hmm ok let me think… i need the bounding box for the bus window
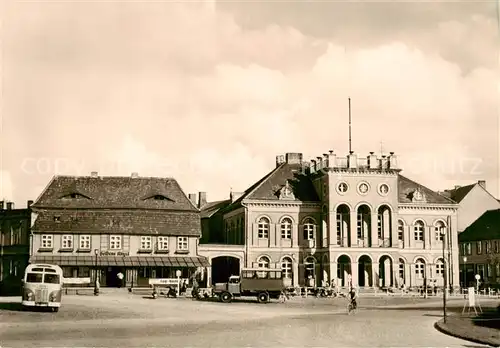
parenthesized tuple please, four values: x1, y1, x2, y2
(44, 268, 57, 273)
(32, 268, 44, 272)
(26, 273, 43, 283)
(44, 274, 61, 284)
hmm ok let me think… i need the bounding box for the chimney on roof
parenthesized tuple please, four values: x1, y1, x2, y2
(188, 193, 197, 205)
(478, 180, 486, 189)
(131, 172, 139, 178)
(327, 150, 336, 169)
(276, 155, 285, 167)
(198, 192, 207, 208)
(6, 202, 14, 210)
(90, 171, 98, 178)
(27, 200, 33, 208)
(285, 153, 303, 165)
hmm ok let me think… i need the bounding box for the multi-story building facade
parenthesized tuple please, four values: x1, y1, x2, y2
(439, 181, 500, 233)
(199, 151, 460, 290)
(29, 173, 209, 287)
(0, 201, 32, 294)
(458, 209, 500, 288)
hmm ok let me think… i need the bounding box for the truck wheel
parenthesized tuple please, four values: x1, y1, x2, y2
(257, 292, 269, 303)
(220, 292, 232, 303)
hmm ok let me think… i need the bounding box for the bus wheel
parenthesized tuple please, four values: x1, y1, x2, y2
(257, 292, 269, 303)
(220, 292, 232, 303)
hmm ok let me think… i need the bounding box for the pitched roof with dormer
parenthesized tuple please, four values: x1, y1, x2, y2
(397, 175, 456, 204)
(31, 175, 201, 236)
(459, 209, 500, 242)
(219, 162, 320, 214)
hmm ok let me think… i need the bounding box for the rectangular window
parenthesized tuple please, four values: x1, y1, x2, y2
(487, 264, 492, 277)
(177, 237, 188, 251)
(414, 225, 424, 241)
(79, 235, 91, 250)
(435, 227, 444, 241)
(158, 236, 169, 250)
(140, 236, 152, 250)
(415, 263, 424, 278)
(466, 243, 472, 255)
(377, 215, 382, 239)
(398, 263, 404, 280)
(398, 224, 404, 241)
(435, 263, 444, 276)
(495, 240, 499, 253)
(486, 241, 491, 254)
(477, 241, 482, 254)
(336, 213, 342, 240)
(110, 235, 122, 250)
(78, 267, 90, 277)
(41, 235, 53, 248)
(61, 235, 73, 249)
(357, 214, 363, 239)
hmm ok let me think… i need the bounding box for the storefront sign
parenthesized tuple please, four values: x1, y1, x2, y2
(63, 277, 91, 284)
(99, 250, 130, 256)
(149, 278, 186, 286)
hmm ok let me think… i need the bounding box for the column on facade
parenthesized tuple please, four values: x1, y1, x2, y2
(292, 223, 299, 247)
(349, 210, 358, 247)
(390, 212, 398, 247)
(426, 225, 432, 250)
(351, 262, 358, 287)
(206, 265, 212, 287)
(329, 211, 338, 245)
(408, 224, 414, 249)
(330, 261, 338, 285)
(372, 262, 379, 288)
(370, 213, 378, 247)
(293, 259, 299, 287)
(274, 223, 280, 248)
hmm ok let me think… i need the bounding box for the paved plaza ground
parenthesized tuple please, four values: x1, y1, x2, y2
(0, 292, 498, 347)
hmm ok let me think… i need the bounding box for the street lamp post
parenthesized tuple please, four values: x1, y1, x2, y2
(94, 249, 99, 296)
(462, 256, 467, 292)
(441, 229, 447, 323)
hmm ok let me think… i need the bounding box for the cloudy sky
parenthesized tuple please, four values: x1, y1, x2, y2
(1, 0, 499, 207)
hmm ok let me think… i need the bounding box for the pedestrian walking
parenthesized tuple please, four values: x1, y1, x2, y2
(117, 272, 124, 288)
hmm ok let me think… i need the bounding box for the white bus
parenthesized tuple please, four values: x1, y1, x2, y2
(22, 264, 63, 312)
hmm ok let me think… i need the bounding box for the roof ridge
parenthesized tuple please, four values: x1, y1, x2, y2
(244, 163, 287, 201)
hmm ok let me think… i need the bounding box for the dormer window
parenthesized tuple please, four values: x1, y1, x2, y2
(60, 192, 91, 200)
(153, 195, 169, 200)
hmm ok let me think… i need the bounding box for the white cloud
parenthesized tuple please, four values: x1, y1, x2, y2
(2, 2, 498, 204)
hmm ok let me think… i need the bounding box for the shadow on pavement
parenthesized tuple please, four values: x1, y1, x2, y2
(473, 309, 500, 330)
(0, 301, 23, 311)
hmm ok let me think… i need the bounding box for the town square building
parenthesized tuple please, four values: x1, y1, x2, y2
(0, 201, 33, 294)
(198, 151, 461, 291)
(29, 173, 209, 287)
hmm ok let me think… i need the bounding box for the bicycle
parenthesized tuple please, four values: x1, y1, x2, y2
(347, 299, 357, 314)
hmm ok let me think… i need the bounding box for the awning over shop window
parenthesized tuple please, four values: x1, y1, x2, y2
(29, 255, 210, 268)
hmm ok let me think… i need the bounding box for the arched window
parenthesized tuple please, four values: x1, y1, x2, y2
(257, 256, 270, 278)
(281, 218, 292, 239)
(434, 221, 446, 241)
(304, 256, 316, 280)
(413, 221, 424, 241)
(282, 257, 293, 279)
(258, 217, 270, 239)
(435, 258, 444, 277)
(303, 218, 315, 240)
(415, 258, 425, 279)
(398, 220, 405, 241)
